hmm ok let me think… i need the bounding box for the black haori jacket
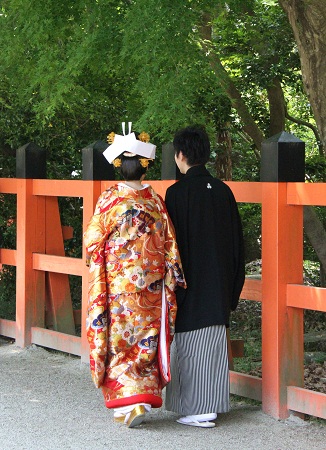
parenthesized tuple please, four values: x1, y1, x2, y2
(165, 165, 245, 333)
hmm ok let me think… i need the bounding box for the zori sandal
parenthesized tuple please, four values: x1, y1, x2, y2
(126, 405, 146, 428)
(176, 413, 217, 428)
(177, 417, 215, 428)
(113, 412, 126, 423)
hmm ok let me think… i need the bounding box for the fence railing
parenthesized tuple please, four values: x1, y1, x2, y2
(1, 176, 325, 420)
(1, 132, 326, 420)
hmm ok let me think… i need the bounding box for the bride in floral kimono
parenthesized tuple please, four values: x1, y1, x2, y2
(84, 124, 186, 428)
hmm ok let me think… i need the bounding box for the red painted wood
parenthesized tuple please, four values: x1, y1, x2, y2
(1, 176, 325, 420)
(241, 277, 262, 301)
(15, 179, 46, 347)
(0, 178, 17, 194)
(31, 326, 81, 356)
(0, 248, 17, 266)
(0, 318, 16, 338)
(226, 181, 262, 203)
(44, 197, 75, 336)
(287, 386, 326, 420)
(287, 285, 326, 312)
(62, 225, 74, 240)
(33, 179, 87, 197)
(261, 183, 304, 419)
(230, 371, 262, 401)
(33, 254, 83, 276)
(287, 182, 326, 206)
(230, 339, 245, 358)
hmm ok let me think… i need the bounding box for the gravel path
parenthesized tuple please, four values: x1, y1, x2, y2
(0, 338, 325, 450)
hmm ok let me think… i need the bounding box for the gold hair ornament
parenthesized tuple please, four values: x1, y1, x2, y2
(139, 158, 149, 168)
(138, 132, 150, 143)
(107, 132, 115, 144)
(112, 158, 122, 167)
(139, 158, 151, 168)
(107, 130, 150, 144)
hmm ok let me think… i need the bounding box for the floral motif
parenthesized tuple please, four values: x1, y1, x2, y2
(107, 132, 115, 144)
(138, 131, 150, 143)
(84, 183, 186, 406)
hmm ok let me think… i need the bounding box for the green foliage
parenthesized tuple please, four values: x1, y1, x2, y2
(0, 266, 16, 320)
(120, 0, 231, 140)
(1, 0, 322, 157)
(0, 0, 325, 320)
(231, 299, 262, 374)
(1, 0, 127, 116)
(0, 194, 16, 320)
(306, 154, 326, 182)
(239, 204, 262, 263)
(232, 144, 260, 181)
(304, 260, 321, 286)
(211, 0, 301, 135)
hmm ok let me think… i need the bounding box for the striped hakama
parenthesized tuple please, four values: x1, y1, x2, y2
(165, 325, 230, 415)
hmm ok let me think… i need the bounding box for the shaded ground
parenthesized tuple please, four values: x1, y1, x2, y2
(0, 337, 325, 450)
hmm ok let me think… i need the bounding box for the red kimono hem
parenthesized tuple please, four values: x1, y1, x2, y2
(105, 394, 162, 409)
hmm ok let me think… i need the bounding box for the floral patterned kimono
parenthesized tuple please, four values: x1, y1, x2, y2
(84, 183, 185, 409)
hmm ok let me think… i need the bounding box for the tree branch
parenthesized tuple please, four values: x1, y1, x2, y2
(285, 107, 323, 156)
(198, 15, 264, 158)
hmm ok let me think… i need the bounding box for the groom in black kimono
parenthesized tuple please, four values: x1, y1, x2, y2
(165, 125, 245, 428)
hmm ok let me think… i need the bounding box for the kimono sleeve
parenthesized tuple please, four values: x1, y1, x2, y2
(162, 202, 186, 291)
(83, 190, 113, 388)
(83, 190, 112, 266)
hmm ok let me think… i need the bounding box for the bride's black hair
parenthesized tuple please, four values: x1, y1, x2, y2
(120, 155, 147, 181)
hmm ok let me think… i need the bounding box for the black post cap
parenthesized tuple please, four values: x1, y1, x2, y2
(260, 131, 305, 182)
(161, 142, 183, 180)
(82, 140, 115, 181)
(16, 142, 47, 179)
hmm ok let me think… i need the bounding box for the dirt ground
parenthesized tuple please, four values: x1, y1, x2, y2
(0, 337, 325, 450)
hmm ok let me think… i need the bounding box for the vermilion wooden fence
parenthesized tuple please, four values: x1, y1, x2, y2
(0, 177, 325, 420)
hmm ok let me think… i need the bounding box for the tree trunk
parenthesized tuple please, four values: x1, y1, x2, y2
(267, 78, 286, 137)
(199, 8, 326, 284)
(278, 0, 326, 156)
(215, 127, 233, 181)
(198, 15, 264, 158)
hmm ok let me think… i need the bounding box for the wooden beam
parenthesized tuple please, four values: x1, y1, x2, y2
(230, 371, 262, 401)
(287, 182, 326, 206)
(226, 181, 262, 203)
(241, 277, 262, 302)
(287, 386, 326, 420)
(0, 319, 16, 339)
(33, 179, 88, 197)
(0, 178, 17, 194)
(33, 254, 83, 276)
(31, 327, 81, 356)
(287, 285, 326, 312)
(0, 249, 17, 266)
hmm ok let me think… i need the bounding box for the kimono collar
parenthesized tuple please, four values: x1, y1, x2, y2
(185, 164, 211, 178)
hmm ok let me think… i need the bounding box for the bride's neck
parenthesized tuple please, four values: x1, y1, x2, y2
(123, 180, 144, 190)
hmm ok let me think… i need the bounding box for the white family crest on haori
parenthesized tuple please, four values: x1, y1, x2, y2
(103, 122, 156, 164)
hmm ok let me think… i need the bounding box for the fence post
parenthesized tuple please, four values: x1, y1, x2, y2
(44, 197, 76, 335)
(261, 131, 305, 419)
(15, 143, 46, 347)
(82, 141, 115, 181)
(161, 143, 183, 180)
